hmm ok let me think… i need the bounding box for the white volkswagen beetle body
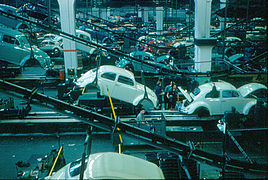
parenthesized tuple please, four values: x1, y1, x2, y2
(76, 65, 158, 109)
(46, 152, 164, 179)
(179, 81, 267, 116)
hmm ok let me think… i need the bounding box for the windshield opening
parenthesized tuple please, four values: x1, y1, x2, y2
(192, 88, 201, 96)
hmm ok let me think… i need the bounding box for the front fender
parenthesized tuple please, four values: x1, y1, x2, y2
(243, 100, 257, 115)
(133, 95, 156, 108)
(20, 55, 31, 67)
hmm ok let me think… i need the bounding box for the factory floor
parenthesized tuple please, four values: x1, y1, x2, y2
(0, 67, 267, 179)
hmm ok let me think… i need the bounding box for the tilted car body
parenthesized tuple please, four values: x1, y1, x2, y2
(0, 26, 51, 68)
(76, 65, 158, 109)
(46, 152, 164, 179)
(179, 81, 267, 116)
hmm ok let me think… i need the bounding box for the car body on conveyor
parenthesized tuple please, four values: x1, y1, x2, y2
(45, 152, 164, 179)
(179, 81, 267, 117)
(75, 65, 158, 110)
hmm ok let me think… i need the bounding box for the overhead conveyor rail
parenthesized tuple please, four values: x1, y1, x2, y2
(0, 79, 267, 174)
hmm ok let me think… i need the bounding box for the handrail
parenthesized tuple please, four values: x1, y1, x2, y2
(48, 145, 63, 176)
(106, 85, 123, 154)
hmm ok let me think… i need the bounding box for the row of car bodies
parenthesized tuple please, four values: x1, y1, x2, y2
(73, 64, 267, 120)
(116, 51, 177, 74)
(116, 50, 194, 74)
(37, 29, 96, 58)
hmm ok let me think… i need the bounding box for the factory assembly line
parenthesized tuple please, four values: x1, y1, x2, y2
(0, 0, 267, 179)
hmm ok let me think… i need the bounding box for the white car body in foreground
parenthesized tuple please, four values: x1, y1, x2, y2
(46, 152, 164, 179)
(179, 81, 267, 116)
(76, 65, 158, 109)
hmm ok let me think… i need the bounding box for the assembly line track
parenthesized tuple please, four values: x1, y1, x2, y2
(0, 79, 267, 174)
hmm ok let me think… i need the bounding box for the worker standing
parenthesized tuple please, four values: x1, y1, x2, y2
(167, 83, 179, 110)
(136, 108, 146, 126)
(164, 81, 174, 110)
(154, 80, 163, 110)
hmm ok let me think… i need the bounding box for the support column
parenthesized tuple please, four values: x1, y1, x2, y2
(107, 7, 111, 17)
(138, 7, 142, 18)
(194, 0, 216, 84)
(100, 8, 107, 20)
(143, 7, 149, 23)
(92, 7, 100, 17)
(219, 0, 227, 31)
(57, 0, 78, 80)
(156, 7, 163, 32)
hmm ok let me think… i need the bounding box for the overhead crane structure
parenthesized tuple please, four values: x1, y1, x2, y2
(0, 9, 266, 79)
(0, 79, 267, 175)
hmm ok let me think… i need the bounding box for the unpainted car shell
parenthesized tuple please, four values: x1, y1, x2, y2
(179, 81, 267, 116)
(46, 152, 164, 179)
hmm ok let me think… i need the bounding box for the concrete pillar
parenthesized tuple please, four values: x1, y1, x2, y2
(194, 0, 216, 84)
(107, 7, 111, 17)
(57, 0, 78, 79)
(219, 0, 226, 31)
(100, 8, 107, 20)
(156, 7, 163, 32)
(168, 8, 172, 17)
(138, 8, 142, 18)
(194, 46, 213, 72)
(92, 7, 100, 17)
(143, 7, 149, 23)
(194, 0, 212, 39)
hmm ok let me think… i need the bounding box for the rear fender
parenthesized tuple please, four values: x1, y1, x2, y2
(187, 101, 211, 115)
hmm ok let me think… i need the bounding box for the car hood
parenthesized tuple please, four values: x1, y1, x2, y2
(228, 54, 244, 64)
(237, 83, 267, 97)
(178, 86, 193, 102)
(76, 68, 97, 87)
(116, 58, 130, 68)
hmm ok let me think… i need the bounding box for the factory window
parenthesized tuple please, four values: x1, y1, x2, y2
(14, 39, 20, 46)
(192, 88, 201, 96)
(205, 90, 219, 98)
(69, 158, 88, 177)
(222, 90, 239, 98)
(101, 72, 116, 81)
(79, 34, 90, 41)
(2, 35, 16, 45)
(118, 75, 134, 86)
(103, 38, 113, 45)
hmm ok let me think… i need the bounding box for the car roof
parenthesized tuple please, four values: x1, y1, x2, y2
(99, 65, 134, 78)
(0, 26, 23, 36)
(83, 152, 164, 179)
(199, 81, 237, 92)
